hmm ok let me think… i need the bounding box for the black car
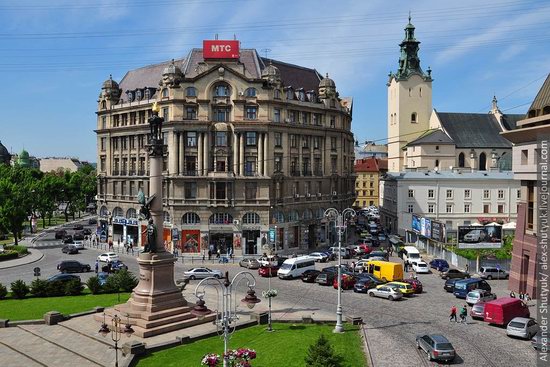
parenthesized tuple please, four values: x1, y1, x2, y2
(316, 271, 337, 286)
(82, 228, 92, 236)
(57, 260, 91, 273)
(444, 278, 460, 292)
(301, 270, 321, 283)
(73, 224, 84, 230)
(321, 265, 351, 274)
(61, 245, 78, 254)
(353, 278, 377, 293)
(63, 235, 74, 244)
(55, 229, 67, 239)
(47, 274, 81, 283)
(73, 231, 85, 241)
(88, 218, 98, 225)
(356, 273, 386, 285)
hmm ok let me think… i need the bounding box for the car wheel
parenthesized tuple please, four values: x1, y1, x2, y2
(368, 292, 374, 297)
(388, 296, 394, 301)
(215, 274, 220, 279)
(505, 274, 509, 279)
(416, 341, 421, 349)
(487, 275, 492, 280)
(190, 275, 196, 280)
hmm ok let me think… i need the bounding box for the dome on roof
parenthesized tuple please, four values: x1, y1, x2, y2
(319, 73, 336, 88)
(262, 62, 280, 78)
(161, 59, 183, 87)
(17, 149, 30, 167)
(0, 141, 10, 164)
(102, 75, 119, 89)
(19, 149, 29, 159)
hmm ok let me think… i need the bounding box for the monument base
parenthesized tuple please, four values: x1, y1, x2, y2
(94, 251, 215, 338)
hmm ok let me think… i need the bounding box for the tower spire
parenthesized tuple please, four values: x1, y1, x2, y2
(393, 16, 430, 81)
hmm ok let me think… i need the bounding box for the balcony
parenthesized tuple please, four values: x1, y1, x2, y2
(302, 170, 312, 176)
(129, 170, 136, 176)
(314, 170, 323, 176)
(184, 170, 198, 176)
(244, 170, 257, 177)
(290, 170, 300, 177)
(137, 170, 145, 176)
(112, 170, 119, 176)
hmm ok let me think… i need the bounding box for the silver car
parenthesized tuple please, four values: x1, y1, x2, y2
(507, 317, 540, 339)
(465, 289, 497, 305)
(416, 334, 456, 362)
(239, 258, 260, 269)
(183, 267, 223, 280)
(478, 266, 509, 280)
(367, 285, 403, 301)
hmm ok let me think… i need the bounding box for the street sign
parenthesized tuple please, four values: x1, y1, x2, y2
(33, 267, 40, 277)
(269, 228, 275, 243)
(172, 228, 180, 241)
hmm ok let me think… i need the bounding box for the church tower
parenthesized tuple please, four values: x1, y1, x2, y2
(387, 16, 433, 172)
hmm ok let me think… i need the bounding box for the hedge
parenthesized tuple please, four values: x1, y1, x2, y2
(0, 251, 19, 262)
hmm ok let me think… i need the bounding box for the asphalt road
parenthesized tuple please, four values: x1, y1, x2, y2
(0, 224, 538, 367)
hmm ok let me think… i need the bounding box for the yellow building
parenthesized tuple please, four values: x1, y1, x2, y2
(354, 158, 387, 208)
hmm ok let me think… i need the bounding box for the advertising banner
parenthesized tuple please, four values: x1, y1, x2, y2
(181, 230, 200, 253)
(412, 214, 421, 233)
(431, 221, 446, 243)
(203, 40, 240, 59)
(458, 225, 503, 249)
(423, 218, 432, 238)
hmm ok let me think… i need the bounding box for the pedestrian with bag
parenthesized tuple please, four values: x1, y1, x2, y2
(449, 305, 458, 322)
(460, 305, 468, 323)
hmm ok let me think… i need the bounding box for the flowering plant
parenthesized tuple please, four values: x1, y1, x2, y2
(201, 353, 221, 366)
(205, 349, 256, 367)
(262, 289, 278, 298)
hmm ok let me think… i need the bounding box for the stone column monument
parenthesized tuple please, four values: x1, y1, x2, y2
(97, 103, 214, 337)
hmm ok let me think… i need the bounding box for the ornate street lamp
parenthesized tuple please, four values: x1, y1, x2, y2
(99, 313, 134, 367)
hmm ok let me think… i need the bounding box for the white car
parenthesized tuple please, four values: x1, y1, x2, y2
(97, 252, 119, 263)
(412, 261, 430, 274)
(507, 317, 540, 339)
(308, 252, 328, 262)
(367, 285, 403, 301)
(72, 240, 84, 250)
(183, 267, 223, 280)
(466, 289, 497, 305)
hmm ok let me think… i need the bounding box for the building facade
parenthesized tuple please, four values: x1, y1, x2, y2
(95, 42, 355, 255)
(39, 157, 82, 173)
(502, 73, 550, 298)
(354, 141, 388, 162)
(353, 158, 387, 208)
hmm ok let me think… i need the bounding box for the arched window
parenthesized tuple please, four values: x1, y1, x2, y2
(214, 84, 230, 97)
(163, 211, 171, 223)
(126, 208, 137, 219)
(286, 88, 294, 100)
(435, 159, 439, 168)
(316, 208, 325, 219)
(242, 212, 260, 224)
(209, 213, 233, 224)
(297, 90, 305, 101)
(136, 90, 142, 101)
(273, 211, 285, 223)
(113, 207, 123, 217)
(458, 152, 465, 167)
(288, 210, 299, 222)
(411, 112, 417, 123)
(186, 87, 197, 97)
(303, 209, 313, 220)
(479, 152, 487, 171)
(99, 206, 109, 217)
(161, 88, 168, 98)
(101, 100, 106, 110)
(127, 91, 134, 102)
(245, 88, 256, 97)
(182, 212, 200, 225)
(144, 89, 151, 100)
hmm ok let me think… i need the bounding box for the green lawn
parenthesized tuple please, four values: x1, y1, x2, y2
(138, 323, 366, 367)
(0, 291, 131, 321)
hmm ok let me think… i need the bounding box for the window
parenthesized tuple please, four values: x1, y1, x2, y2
(435, 159, 439, 167)
(479, 152, 487, 171)
(274, 132, 282, 147)
(274, 108, 281, 123)
(302, 136, 309, 149)
(100, 137, 106, 151)
(521, 149, 529, 165)
(407, 204, 414, 213)
(330, 137, 337, 150)
(245, 183, 258, 200)
(313, 136, 320, 149)
(215, 132, 227, 146)
(411, 112, 417, 123)
(209, 213, 233, 224)
(101, 116, 106, 129)
(162, 107, 169, 119)
(184, 183, 197, 199)
(245, 106, 257, 120)
(186, 106, 197, 120)
(435, 145, 440, 151)
(458, 152, 465, 167)
(182, 212, 200, 224)
(290, 134, 298, 148)
(464, 204, 471, 213)
(428, 204, 435, 213)
(498, 204, 505, 213)
(408, 190, 414, 198)
(214, 107, 229, 122)
(161, 88, 168, 98)
(302, 112, 310, 124)
(274, 154, 283, 172)
(527, 181, 534, 229)
(214, 84, 230, 97)
(464, 189, 471, 199)
(446, 204, 453, 213)
(100, 156, 106, 172)
(243, 212, 260, 224)
(286, 89, 294, 100)
(287, 110, 297, 123)
(186, 132, 197, 147)
(483, 190, 490, 199)
(245, 157, 256, 176)
(331, 157, 337, 173)
(446, 189, 453, 199)
(428, 189, 434, 199)
(517, 189, 521, 199)
(330, 116, 335, 128)
(498, 189, 504, 199)
(274, 89, 281, 99)
(185, 87, 197, 97)
(243, 132, 256, 146)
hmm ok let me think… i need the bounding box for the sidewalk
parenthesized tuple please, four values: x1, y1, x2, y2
(0, 249, 44, 270)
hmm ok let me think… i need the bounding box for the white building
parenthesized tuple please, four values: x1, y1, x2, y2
(380, 171, 520, 238)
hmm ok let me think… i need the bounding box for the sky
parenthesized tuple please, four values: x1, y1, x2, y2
(0, 0, 549, 162)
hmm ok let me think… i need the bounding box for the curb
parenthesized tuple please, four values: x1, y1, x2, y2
(361, 324, 375, 367)
(0, 250, 44, 270)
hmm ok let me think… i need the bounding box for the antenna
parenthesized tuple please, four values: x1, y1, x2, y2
(261, 48, 272, 60)
(215, 33, 218, 40)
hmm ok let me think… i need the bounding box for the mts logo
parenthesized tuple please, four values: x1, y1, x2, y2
(203, 40, 240, 59)
(211, 44, 232, 52)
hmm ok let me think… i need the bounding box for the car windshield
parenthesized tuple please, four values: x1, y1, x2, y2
(280, 264, 292, 270)
(436, 343, 454, 350)
(454, 282, 466, 290)
(467, 292, 479, 298)
(417, 263, 427, 267)
(509, 321, 526, 328)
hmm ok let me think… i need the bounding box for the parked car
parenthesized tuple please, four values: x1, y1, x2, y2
(478, 266, 509, 280)
(109, 260, 128, 272)
(531, 331, 548, 351)
(484, 298, 530, 326)
(356, 273, 386, 286)
(97, 252, 119, 263)
(278, 256, 316, 279)
(55, 229, 67, 239)
(466, 289, 497, 305)
(97, 272, 109, 286)
(443, 278, 460, 293)
(82, 228, 92, 236)
(429, 258, 449, 272)
(239, 258, 261, 269)
(361, 251, 389, 261)
(470, 302, 486, 320)
(258, 266, 279, 277)
(402, 278, 423, 294)
(73, 232, 85, 241)
(73, 224, 84, 230)
(57, 260, 91, 273)
(507, 317, 540, 339)
(333, 273, 357, 290)
(63, 235, 74, 244)
(72, 240, 84, 250)
(453, 278, 491, 299)
(301, 269, 321, 283)
(258, 255, 279, 267)
(183, 267, 223, 280)
(416, 334, 456, 362)
(61, 244, 78, 254)
(316, 271, 337, 286)
(47, 274, 80, 283)
(88, 218, 98, 225)
(367, 285, 403, 301)
(385, 281, 415, 297)
(353, 278, 377, 293)
(411, 261, 430, 274)
(440, 268, 470, 279)
(308, 252, 329, 262)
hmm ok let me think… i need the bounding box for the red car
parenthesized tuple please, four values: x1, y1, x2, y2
(333, 273, 356, 290)
(402, 278, 423, 294)
(258, 266, 278, 277)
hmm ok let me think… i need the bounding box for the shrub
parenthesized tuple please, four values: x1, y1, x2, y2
(0, 283, 7, 299)
(4, 245, 28, 255)
(30, 279, 49, 297)
(0, 251, 19, 262)
(46, 281, 66, 297)
(115, 270, 138, 292)
(10, 280, 29, 299)
(64, 279, 83, 296)
(103, 276, 119, 294)
(305, 334, 343, 367)
(86, 276, 102, 295)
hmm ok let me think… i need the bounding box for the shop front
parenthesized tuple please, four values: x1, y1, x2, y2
(112, 217, 125, 243)
(208, 224, 233, 255)
(242, 224, 261, 255)
(181, 229, 201, 253)
(125, 218, 139, 247)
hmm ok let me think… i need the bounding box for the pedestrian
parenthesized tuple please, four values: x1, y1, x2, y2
(460, 305, 468, 323)
(108, 240, 113, 251)
(95, 260, 99, 274)
(449, 305, 457, 322)
(117, 238, 121, 248)
(525, 293, 531, 302)
(519, 292, 524, 300)
(130, 241, 134, 255)
(217, 248, 221, 258)
(509, 291, 516, 298)
(465, 264, 469, 273)
(208, 249, 212, 260)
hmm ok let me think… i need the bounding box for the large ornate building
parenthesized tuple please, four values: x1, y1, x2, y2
(95, 41, 355, 255)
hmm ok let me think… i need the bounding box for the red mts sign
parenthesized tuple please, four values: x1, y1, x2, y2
(203, 40, 240, 59)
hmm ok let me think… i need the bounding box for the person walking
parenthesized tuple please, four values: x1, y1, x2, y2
(465, 264, 469, 273)
(207, 249, 212, 260)
(95, 260, 99, 274)
(510, 291, 516, 298)
(130, 241, 134, 255)
(460, 305, 468, 323)
(449, 305, 458, 322)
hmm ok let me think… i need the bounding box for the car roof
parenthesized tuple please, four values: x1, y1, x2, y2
(430, 334, 450, 343)
(510, 317, 532, 323)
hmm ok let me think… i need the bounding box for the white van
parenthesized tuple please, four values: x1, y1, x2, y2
(402, 246, 421, 264)
(277, 256, 316, 279)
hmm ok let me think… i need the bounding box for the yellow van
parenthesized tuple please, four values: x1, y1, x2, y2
(364, 261, 404, 282)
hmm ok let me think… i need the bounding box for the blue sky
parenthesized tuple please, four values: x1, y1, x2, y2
(0, 0, 549, 162)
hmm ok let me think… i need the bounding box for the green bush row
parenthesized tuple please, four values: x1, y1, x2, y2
(0, 251, 19, 262)
(1, 279, 84, 300)
(86, 270, 138, 295)
(4, 245, 28, 255)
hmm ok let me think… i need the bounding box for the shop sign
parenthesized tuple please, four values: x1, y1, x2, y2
(113, 217, 126, 225)
(203, 40, 239, 59)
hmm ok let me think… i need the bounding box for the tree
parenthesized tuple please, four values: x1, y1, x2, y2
(0, 165, 34, 245)
(304, 334, 343, 367)
(34, 173, 63, 228)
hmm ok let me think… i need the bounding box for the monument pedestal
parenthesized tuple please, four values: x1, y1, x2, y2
(95, 251, 215, 338)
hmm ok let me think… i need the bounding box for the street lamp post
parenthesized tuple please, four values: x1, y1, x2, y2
(324, 207, 356, 333)
(191, 271, 261, 367)
(99, 313, 134, 367)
